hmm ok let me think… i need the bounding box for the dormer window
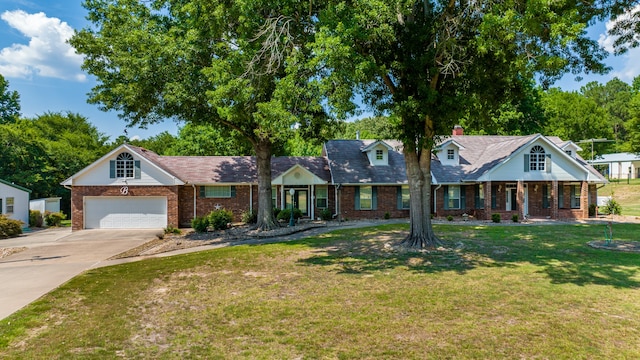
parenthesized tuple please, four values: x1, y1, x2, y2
(529, 146, 545, 171)
(116, 152, 135, 178)
(362, 141, 392, 166)
(447, 149, 455, 160)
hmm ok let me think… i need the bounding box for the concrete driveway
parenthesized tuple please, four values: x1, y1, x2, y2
(0, 228, 158, 320)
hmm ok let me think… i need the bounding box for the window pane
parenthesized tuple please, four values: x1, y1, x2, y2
(206, 186, 231, 198)
(376, 150, 383, 160)
(401, 185, 410, 209)
(6, 197, 14, 213)
(360, 186, 372, 210)
(316, 186, 328, 208)
(448, 186, 460, 209)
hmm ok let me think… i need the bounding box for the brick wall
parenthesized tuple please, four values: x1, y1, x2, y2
(180, 185, 258, 226)
(71, 185, 179, 230)
(339, 185, 410, 220)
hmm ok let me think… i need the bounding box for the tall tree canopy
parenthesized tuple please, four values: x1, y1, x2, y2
(541, 88, 614, 159)
(71, 0, 337, 230)
(0, 112, 109, 214)
(0, 74, 20, 124)
(312, 0, 614, 247)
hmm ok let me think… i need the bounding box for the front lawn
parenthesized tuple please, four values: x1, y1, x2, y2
(1, 223, 639, 359)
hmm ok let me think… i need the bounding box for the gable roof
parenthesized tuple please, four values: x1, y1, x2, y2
(61, 144, 185, 186)
(430, 134, 606, 183)
(0, 179, 31, 193)
(324, 140, 408, 184)
(158, 155, 331, 184)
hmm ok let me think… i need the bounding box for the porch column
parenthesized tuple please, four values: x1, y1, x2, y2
(484, 181, 492, 220)
(517, 180, 525, 219)
(310, 184, 315, 220)
(280, 185, 285, 209)
(581, 181, 589, 219)
(551, 180, 558, 219)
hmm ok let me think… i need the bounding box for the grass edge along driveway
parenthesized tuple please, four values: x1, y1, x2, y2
(1, 223, 639, 359)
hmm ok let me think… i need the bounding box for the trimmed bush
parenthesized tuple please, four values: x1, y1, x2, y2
(44, 211, 66, 227)
(492, 213, 501, 223)
(0, 215, 23, 238)
(277, 208, 303, 221)
(208, 209, 233, 230)
(241, 209, 257, 224)
(384, 212, 391, 220)
(273, 208, 281, 218)
(164, 224, 181, 234)
(320, 208, 333, 221)
(30, 210, 44, 228)
(191, 216, 209, 233)
(512, 214, 519, 223)
(601, 199, 622, 216)
(588, 203, 597, 217)
(446, 215, 453, 221)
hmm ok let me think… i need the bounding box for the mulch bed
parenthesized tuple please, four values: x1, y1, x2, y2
(110, 221, 328, 259)
(587, 240, 640, 253)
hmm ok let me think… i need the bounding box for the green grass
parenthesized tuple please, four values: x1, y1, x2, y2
(1, 223, 639, 359)
(600, 178, 640, 216)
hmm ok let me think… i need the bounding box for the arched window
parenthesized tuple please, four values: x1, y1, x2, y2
(116, 152, 134, 178)
(529, 146, 545, 171)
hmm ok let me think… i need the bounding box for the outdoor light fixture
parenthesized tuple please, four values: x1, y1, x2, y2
(289, 188, 296, 227)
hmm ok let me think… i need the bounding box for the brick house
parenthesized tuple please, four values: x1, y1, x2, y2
(62, 128, 605, 230)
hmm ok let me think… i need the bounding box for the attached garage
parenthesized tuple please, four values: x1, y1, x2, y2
(84, 196, 167, 229)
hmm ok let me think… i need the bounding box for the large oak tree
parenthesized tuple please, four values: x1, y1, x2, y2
(312, 0, 617, 248)
(71, 0, 335, 230)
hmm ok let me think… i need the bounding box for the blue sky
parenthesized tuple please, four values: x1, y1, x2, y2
(1, 1, 639, 141)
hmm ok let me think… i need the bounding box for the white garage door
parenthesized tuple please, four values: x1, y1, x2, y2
(84, 196, 167, 229)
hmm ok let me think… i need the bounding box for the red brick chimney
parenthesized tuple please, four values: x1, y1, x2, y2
(452, 125, 464, 136)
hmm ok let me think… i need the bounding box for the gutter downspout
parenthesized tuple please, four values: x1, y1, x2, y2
(433, 184, 442, 215)
(250, 184, 253, 213)
(192, 184, 197, 221)
(333, 184, 341, 221)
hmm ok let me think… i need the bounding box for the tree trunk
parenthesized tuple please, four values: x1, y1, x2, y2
(398, 146, 442, 249)
(254, 140, 279, 230)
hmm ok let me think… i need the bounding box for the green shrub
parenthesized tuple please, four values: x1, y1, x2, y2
(208, 209, 234, 230)
(0, 215, 23, 238)
(320, 208, 333, 221)
(446, 215, 453, 221)
(241, 209, 257, 224)
(29, 210, 44, 228)
(384, 212, 391, 220)
(277, 208, 303, 221)
(44, 211, 66, 227)
(191, 216, 209, 233)
(601, 199, 622, 215)
(492, 213, 501, 223)
(273, 207, 281, 218)
(588, 203, 597, 217)
(164, 224, 181, 234)
(512, 214, 518, 223)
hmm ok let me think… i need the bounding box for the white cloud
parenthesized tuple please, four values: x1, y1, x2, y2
(598, 5, 640, 82)
(129, 135, 141, 141)
(0, 10, 85, 81)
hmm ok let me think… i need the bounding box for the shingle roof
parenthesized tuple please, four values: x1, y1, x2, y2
(324, 140, 408, 184)
(127, 146, 331, 184)
(432, 135, 536, 183)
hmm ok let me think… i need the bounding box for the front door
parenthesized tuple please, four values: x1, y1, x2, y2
(286, 188, 309, 216)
